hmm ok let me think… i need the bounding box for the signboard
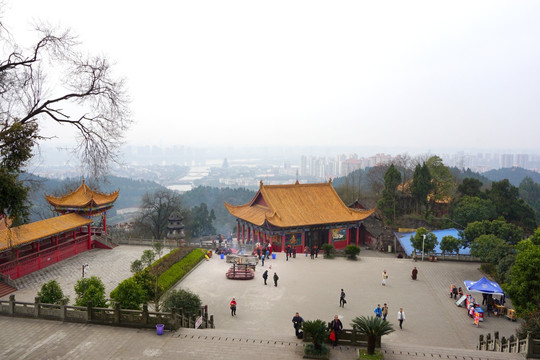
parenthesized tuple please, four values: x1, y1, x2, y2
(195, 316, 203, 329)
(285, 233, 301, 246)
(456, 295, 467, 307)
(331, 228, 347, 243)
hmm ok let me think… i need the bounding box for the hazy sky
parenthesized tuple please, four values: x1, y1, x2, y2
(3, 1, 540, 153)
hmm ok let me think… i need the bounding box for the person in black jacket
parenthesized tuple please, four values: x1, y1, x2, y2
(329, 315, 343, 347)
(292, 312, 304, 337)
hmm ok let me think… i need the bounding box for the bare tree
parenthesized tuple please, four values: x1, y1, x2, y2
(134, 190, 183, 240)
(0, 19, 131, 178)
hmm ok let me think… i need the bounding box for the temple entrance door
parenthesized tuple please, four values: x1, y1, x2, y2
(306, 230, 328, 250)
(312, 230, 326, 249)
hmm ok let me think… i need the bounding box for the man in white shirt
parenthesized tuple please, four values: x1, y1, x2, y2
(397, 308, 406, 329)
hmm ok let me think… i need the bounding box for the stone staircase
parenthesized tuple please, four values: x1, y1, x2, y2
(0, 280, 16, 298)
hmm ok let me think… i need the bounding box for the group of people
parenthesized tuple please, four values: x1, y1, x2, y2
(304, 245, 320, 259)
(450, 284, 464, 299)
(285, 244, 297, 260)
(262, 270, 279, 286)
(254, 243, 273, 262)
(290, 313, 344, 347)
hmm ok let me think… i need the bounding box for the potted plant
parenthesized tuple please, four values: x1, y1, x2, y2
(321, 244, 335, 259)
(350, 315, 394, 356)
(344, 245, 361, 260)
(302, 319, 330, 359)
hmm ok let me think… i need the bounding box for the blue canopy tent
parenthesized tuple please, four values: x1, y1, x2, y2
(464, 277, 504, 295)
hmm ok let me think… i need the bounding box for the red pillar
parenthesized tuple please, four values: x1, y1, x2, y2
(281, 234, 285, 252)
(328, 229, 332, 245)
(247, 227, 251, 243)
(103, 212, 107, 236)
(242, 224, 245, 245)
(37, 241, 41, 269)
(356, 226, 360, 246)
(346, 228, 350, 245)
(236, 222, 240, 243)
(301, 232, 305, 252)
(88, 224, 92, 249)
(16, 248, 20, 278)
(263, 232, 267, 245)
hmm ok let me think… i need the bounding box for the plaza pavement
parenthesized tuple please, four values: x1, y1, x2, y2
(0, 245, 524, 359)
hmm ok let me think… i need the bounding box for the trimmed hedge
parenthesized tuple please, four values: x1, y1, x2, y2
(158, 249, 206, 292)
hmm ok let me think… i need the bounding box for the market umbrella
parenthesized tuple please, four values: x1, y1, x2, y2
(464, 277, 504, 295)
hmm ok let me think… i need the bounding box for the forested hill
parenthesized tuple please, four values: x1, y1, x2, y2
(483, 167, 540, 186)
(181, 186, 256, 234)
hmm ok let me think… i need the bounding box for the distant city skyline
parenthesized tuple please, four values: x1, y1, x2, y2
(4, 1, 540, 152)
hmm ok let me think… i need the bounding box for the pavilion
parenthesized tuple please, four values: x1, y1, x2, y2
(224, 180, 375, 253)
(0, 181, 118, 285)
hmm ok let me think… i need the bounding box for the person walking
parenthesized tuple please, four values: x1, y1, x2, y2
(261, 254, 265, 266)
(397, 308, 406, 329)
(262, 270, 268, 285)
(329, 315, 343, 347)
(292, 312, 304, 338)
(382, 303, 389, 321)
(411, 267, 418, 280)
(339, 289, 346, 307)
(230, 298, 237, 316)
(273, 272, 279, 287)
(374, 304, 382, 318)
(382, 270, 388, 286)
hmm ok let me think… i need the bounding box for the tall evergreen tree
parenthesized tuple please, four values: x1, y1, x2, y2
(411, 163, 432, 215)
(378, 164, 402, 222)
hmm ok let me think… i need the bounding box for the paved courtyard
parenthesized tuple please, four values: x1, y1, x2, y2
(177, 250, 520, 349)
(0, 245, 523, 359)
(0, 245, 151, 303)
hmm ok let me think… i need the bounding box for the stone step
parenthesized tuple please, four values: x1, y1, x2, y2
(0, 281, 16, 297)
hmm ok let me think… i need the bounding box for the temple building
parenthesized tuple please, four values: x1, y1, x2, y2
(225, 180, 375, 253)
(45, 180, 119, 236)
(0, 181, 118, 293)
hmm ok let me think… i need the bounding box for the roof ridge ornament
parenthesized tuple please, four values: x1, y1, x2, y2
(260, 180, 263, 188)
(329, 178, 332, 184)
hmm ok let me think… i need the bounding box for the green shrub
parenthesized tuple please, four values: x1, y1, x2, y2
(110, 278, 146, 310)
(162, 289, 202, 317)
(322, 244, 335, 258)
(157, 249, 206, 292)
(303, 319, 330, 352)
(74, 276, 107, 307)
(37, 280, 69, 304)
(344, 245, 361, 260)
(303, 343, 330, 358)
(133, 269, 161, 302)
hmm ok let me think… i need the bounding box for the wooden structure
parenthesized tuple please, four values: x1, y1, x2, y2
(225, 180, 374, 253)
(0, 181, 119, 282)
(0, 214, 94, 280)
(45, 180, 119, 236)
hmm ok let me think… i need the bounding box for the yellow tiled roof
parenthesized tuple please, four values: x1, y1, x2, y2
(0, 213, 93, 251)
(224, 181, 374, 228)
(45, 180, 119, 209)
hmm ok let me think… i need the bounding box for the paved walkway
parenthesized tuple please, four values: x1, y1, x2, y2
(0, 246, 523, 359)
(1, 245, 151, 303)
